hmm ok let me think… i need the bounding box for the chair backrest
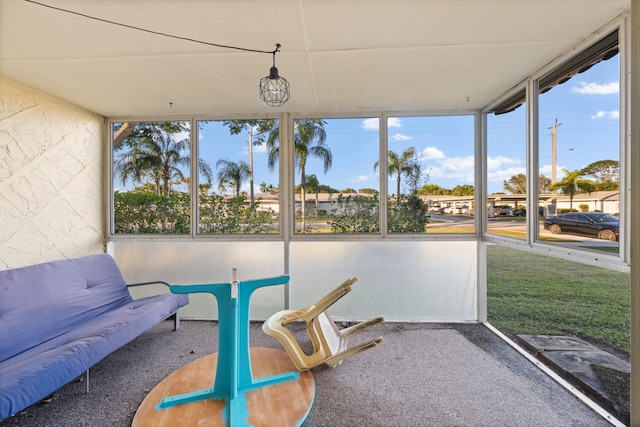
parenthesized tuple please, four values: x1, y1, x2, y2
(312, 311, 343, 354)
(263, 310, 331, 371)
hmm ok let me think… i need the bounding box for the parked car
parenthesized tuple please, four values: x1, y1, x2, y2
(513, 207, 544, 217)
(490, 205, 513, 216)
(543, 212, 619, 241)
(442, 204, 469, 215)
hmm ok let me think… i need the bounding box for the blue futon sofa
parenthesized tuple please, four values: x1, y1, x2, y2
(0, 254, 189, 420)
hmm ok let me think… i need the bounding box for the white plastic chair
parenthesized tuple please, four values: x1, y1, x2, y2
(262, 278, 384, 371)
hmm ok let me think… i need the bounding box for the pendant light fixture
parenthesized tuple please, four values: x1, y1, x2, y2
(259, 44, 290, 107)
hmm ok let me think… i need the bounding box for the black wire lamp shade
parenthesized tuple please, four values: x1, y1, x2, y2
(259, 44, 290, 107)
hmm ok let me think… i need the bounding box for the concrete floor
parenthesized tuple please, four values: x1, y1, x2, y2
(0, 320, 617, 427)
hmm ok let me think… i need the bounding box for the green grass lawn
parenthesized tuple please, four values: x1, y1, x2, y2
(487, 245, 630, 354)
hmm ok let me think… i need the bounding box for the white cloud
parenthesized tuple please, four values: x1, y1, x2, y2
(421, 146, 445, 160)
(436, 156, 475, 181)
(352, 174, 372, 182)
(539, 164, 552, 177)
(483, 156, 524, 190)
(387, 117, 402, 128)
(537, 163, 572, 177)
(591, 110, 619, 119)
(253, 144, 268, 153)
(429, 155, 520, 187)
(487, 155, 520, 171)
(361, 118, 379, 130)
(539, 164, 569, 177)
(424, 165, 443, 178)
(571, 81, 619, 95)
(170, 130, 189, 141)
(390, 133, 412, 141)
(488, 166, 526, 184)
(240, 183, 251, 193)
(361, 117, 402, 130)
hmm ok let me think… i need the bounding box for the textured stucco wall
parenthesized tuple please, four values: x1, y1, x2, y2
(0, 77, 105, 269)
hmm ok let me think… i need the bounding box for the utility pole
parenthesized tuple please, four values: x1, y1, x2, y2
(248, 127, 254, 205)
(549, 118, 562, 203)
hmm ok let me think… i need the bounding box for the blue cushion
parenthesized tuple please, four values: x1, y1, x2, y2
(0, 254, 189, 420)
(0, 255, 132, 363)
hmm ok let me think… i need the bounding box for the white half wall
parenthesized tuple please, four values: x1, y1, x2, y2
(0, 77, 105, 269)
(108, 240, 286, 320)
(109, 240, 479, 322)
(289, 241, 478, 322)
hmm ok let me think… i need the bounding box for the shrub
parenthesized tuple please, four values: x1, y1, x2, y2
(329, 194, 380, 233)
(114, 192, 276, 234)
(114, 191, 190, 234)
(388, 194, 429, 233)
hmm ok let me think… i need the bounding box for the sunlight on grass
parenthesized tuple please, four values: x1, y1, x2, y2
(487, 245, 630, 354)
(487, 229, 525, 238)
(426, 227, 474, 233)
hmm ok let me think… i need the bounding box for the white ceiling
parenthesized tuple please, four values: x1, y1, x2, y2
(0, 0, 630, 117)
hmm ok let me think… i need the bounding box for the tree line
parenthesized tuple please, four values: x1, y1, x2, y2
(113, 120, 617, 232)
(113, 120, 428, 233)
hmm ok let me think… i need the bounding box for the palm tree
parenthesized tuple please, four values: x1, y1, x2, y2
(266, 119, 332, 231)
(374, 147, 417, 198)
(223, 120, 277, 204)
(549, 168, 597, 212)
(305, 174, 320, 219)
(199, 182, 212, 195)
(216, 159, 250, 196)
(115, 130, 213, 196)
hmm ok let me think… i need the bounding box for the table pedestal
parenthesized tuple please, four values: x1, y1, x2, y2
(132, 347, 314, 427)
(131, 274, 313, 426)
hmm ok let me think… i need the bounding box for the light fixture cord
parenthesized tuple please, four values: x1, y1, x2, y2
(272, 44, 281, 67)
(24, 0, 279, 55)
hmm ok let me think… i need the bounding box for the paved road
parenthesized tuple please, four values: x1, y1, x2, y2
(428, 214, 619, 248)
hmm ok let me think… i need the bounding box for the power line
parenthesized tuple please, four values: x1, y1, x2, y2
(23, 0, 277, 55)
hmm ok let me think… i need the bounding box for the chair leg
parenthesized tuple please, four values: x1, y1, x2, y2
(341, 316, 385, 338)
(303, 284, 353, 320)
(323, 337, 384, 368)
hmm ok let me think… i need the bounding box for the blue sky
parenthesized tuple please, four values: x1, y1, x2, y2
(198, 53, 618, 196)
(198, 115, 475, 195)
(116, 54, 619, 196)
(488, 55, 619, 194)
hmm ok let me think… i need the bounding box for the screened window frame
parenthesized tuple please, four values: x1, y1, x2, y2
(482, 20, 629, 271)
(107, 112, 482, 242)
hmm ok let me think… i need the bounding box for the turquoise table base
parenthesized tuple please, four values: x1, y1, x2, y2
(132, 275, 314, 427)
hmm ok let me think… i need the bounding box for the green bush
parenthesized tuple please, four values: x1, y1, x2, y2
(388, 194, 429, 233)
(115, 191, 428, 235)
(114, 192, 276, 234)
(199, 194, 276, 233)
(114, 192, 190, 234)
(328, 194, 380, 233)
(328, 194, 428, 233)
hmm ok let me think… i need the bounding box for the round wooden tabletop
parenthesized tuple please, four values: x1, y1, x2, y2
(132, 347, 314, 427)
